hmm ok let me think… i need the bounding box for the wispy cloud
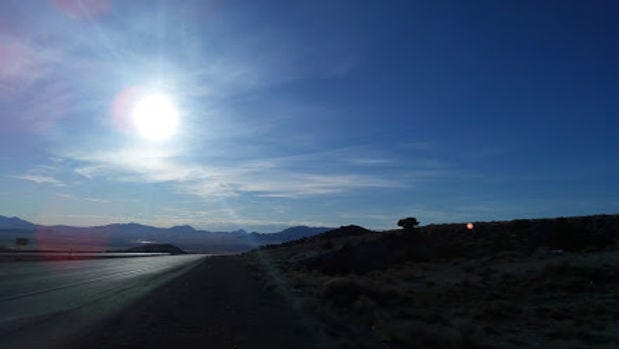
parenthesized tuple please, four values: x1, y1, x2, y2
(11, 161, 66, 186)
(182, 172, 402, 199)
(0, 34, 63, 94)
(14, 174, 64, 186)
(62, 144, 412, 199)
(347, 157, 395, 166)
(69, 146, 205, 183)
(55, 192, 110, 203)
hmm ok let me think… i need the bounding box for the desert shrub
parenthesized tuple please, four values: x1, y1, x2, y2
(495, 250, 521, 261)
(351, 295, 378, 327)
(364, 282, 405, 306)
(534, 306, 570, 321)
(452, 319, 483, 348)
(534, 262, 616, 295)
(415, 290, 445, 308)
(303, 240, 400, 275)
(489, 235, 515, 252)
(381, 321, 453, 349)
(433, 242, 469, 260)
(352, 295, 377, 315)
(508, 219, 532, 231)
(473, 300, 522, 321)
(401, 243, 433, 262)
(571, 303, 609, 326)
(322, 239, 334, 249)
(544, 319, 579, 339)
(380, 320, 482, 349)
(546, 218, 592, 251)
(416, 310, 448, 324)
(540, 262, 615, 284)
(321, 277, 370, 307)
(321, 277, 404, 307)
(462, 263, 476, 273)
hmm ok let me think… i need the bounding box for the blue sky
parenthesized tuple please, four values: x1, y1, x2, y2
(0, 0, 617, 232)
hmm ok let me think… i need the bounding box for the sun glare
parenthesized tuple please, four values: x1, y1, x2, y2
(131, 93, 179, 141)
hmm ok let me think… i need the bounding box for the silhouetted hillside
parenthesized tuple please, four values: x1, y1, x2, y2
(313, 225, 374, 239)
(244, 214, 619, 348)
(125, 243, 186, 255)
(283, 214, 617, 275)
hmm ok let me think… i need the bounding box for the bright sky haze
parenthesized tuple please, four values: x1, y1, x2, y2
(0, 1, 617, 232)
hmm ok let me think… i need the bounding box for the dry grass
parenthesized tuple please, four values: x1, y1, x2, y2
(244, 214, 619, 348)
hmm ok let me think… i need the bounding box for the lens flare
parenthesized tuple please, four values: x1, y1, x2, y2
(51, 0, 112, 19)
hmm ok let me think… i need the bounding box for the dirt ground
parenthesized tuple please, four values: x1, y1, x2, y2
(67, 255, 332, 349)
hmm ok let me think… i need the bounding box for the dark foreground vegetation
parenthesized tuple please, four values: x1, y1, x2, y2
(244, 214, 618, 348)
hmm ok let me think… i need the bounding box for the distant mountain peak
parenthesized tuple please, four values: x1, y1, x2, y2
(0, 213, 335, 253)
(169, 225, 197, 233)
(250, 226, 332, 244)
(0, 215, 36, 229)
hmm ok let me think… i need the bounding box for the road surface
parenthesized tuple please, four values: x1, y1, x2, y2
(0, 254, 206, 348)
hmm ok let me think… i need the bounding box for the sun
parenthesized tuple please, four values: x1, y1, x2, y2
(131, 93, 179, 141)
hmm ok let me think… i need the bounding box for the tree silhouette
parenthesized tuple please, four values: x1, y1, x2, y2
(398, 217, 420, 231)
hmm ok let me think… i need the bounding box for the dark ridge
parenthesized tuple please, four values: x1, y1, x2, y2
(125, 243, 187, 255)
(293, 214, 619, 275)
(315, 225, 374, 239)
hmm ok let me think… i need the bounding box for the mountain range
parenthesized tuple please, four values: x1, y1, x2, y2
(0, 215, 331, 253)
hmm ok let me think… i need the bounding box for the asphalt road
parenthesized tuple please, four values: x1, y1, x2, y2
(0, 254, 207, 348)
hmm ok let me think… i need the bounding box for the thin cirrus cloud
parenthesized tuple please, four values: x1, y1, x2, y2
(181, 172, 403, 199)
(0, 35, 62, 94)
(12, 174, 64, 186)
(0, 34, 73, 133)
(55, 192, 109, 204)
(11, 162, 66, 187)
(63, 144, 408, 199)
